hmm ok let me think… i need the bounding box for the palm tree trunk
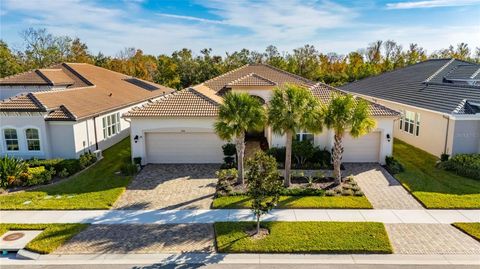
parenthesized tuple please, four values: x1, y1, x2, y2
(236, 133, 246, 185)
(332, 133, 343, 185)
(284, 130, 293, 187)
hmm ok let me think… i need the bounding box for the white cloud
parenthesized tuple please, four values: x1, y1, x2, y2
(386, 0, 480, 9)
(156, 13, 226, 24)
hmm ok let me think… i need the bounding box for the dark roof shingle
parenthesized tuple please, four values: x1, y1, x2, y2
(340, 59, 480, 115)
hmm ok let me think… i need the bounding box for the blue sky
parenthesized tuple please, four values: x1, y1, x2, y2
(1, 0, 479, 56)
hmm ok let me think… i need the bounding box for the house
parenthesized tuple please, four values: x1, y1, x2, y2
(340, 59, 480, 157)
(0, 63, 174, 159)
(124, 64, 398, 165)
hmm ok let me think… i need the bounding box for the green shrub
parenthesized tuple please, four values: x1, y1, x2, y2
(216, 168, 238, 196)
(79, 152, 97, 169)
(385, 156, 404, 174)
(27, 158, 63, 172)
(325, 190, 335, 196)
(57, 168, 69, 178)
(222, 143, 236, 156)
(57, 159, 82, 175)
(439, 154, 480, 180)
(354, 190, 364, 196)
(292, 140, 315, 168)
(133, 157, 142, 165)
(25, 166, 54, 186)
(266, 146, 286, 165)
(280, 187, 324, 196)
(120, 163, 138, 175)
(0, 155, 28, 188)
(312, 147, 331, 168)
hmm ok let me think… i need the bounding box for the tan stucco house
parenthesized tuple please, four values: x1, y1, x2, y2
(341, 59, 480, 157)
(125, 64, 399, 165)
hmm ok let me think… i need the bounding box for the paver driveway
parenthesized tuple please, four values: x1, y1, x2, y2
(386, 224, 480, 255)
(113, 164, 219, 210)
(344, 164, 423, 209)
(54, 224, 214, 254)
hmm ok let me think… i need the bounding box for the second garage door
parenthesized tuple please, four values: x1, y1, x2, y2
(145, 132, 224, 164)
(342, 132, 380, 162)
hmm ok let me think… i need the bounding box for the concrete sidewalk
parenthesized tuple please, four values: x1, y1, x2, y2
(1, 209, 479, 224)
(1, 253, 480, 266)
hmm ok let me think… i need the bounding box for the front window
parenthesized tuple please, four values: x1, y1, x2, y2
(102, 113, 121, 138)
(3, 129, 19, 151)
(400, 110, 420, 136)
(296, 130, 314, 143)
(25, 128, 41, 151)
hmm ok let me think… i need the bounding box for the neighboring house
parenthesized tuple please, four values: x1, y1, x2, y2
(0, 63, 174, 159)
(340, 59, 480, 157)
(125, 64, 398, 165)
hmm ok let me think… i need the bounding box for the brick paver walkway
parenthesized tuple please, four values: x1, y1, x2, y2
(54, 224, 214, 254)
(345, 164, 423, 209)
(113, 164, 218, 210)
(385, 223, 480, 255)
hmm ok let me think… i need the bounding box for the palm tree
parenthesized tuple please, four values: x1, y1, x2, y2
(214, 92, 266, 185)
(268, 83, 322, 186)
(323, 93, 376, 185)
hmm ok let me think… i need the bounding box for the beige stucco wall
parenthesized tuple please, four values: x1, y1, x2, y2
(230, 86, 275, 102)
(353, 94, 455, 157)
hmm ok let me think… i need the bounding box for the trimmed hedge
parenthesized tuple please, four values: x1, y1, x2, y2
(438, 154, 480, 180)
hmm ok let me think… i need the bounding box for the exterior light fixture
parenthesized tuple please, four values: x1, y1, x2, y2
(386, 134, 391, 142)
(134, 135, 139, 143)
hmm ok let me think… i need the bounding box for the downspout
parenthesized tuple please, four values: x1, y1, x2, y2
(93, 115, 99, 150)
(443, 115, 450, 154)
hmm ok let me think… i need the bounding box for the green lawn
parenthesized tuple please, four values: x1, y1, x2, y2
(0, 138, 132, 210)
(453, 223, 480, 241)
(215, 221, 392, 253)
(393, 139, 480, 209)
(213, 195, 372, 209)
(0, 224, 87, 254)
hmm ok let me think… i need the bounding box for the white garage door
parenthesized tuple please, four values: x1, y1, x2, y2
(145, 132, 224, 163)
(342, 132, 380, 162)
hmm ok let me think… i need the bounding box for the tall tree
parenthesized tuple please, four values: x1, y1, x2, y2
(323, 94, 375, 184)
(0, 41, 23, 78)
(67, 38, 93, 63)
(287, 44, 319, 79)
(20, 28, 72, 68)
(155, 55, 181, 89)
(268, 84, 322, 186)
(214, 92, 266, 185)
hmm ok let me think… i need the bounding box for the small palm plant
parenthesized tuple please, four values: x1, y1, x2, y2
(323, 93, 376, 185)
(0, 155, 28, 188)
(268, 83, 322, 186)
(214, 92, 266, 185)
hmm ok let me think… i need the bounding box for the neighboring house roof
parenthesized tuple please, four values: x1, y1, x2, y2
(0, 63, 175, 121)
(125, 63, 398, 118)
(339, 59, 480, 115)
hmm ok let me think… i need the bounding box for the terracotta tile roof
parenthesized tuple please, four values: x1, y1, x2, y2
(310, 83, 399, 117)
(0, 63, 175, 120)
(45, 105, 76, 121)
(39, 69, 75, 86)
(124, 88, 219, 117)
(227, 73, 277, 86)
(126, 63, 398, 118)
(202, 64, 315, 93)
(0, 93, 45, 112)
(0, 70, 50, 85)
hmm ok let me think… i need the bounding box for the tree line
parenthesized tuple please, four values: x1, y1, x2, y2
(2, 28, 479, 88)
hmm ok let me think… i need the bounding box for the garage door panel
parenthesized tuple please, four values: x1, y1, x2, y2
(146, 132, 224, 164)
(342, 132, 380, 163)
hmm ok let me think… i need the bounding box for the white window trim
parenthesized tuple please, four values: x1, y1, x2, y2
(102, 112, 121, 139)
(399, 110, 420, 137)
(25, 128, 41, 151)
(296, 130, 314, 142)
(3, 127, 20, 152)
